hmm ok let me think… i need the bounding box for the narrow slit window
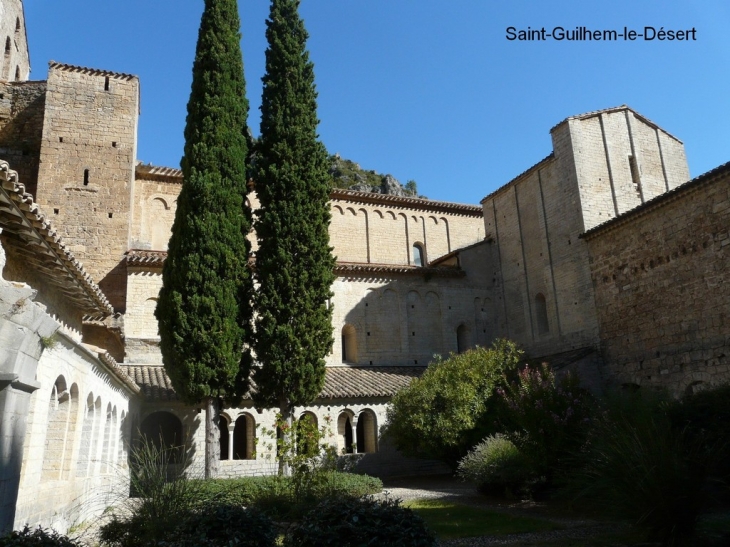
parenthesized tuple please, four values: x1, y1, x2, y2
(83, 169, 89, 186)
(628, 155, 641, 195)
(4, 37, 10, 54)
(104, 76, 110, 91)
(14, 65, 19, 81)
(15, 18, 20, 33)
(412, 243, 425, 267)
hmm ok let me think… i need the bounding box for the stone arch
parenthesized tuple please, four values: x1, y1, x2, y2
(148, 197, 172, 250)
(456, 323, 471, 354)
(61, 383, 80, 479)
(373, 209, 383, 218)
(346, 207, 357, 216)
(42, 376, 70, 481)
(412, 242, 426, 267)
(233, 413, 255, 460)
(139, 411, 184, 463)
(535, 293, 549, 335)
(341, 324, 358, 364)
(219, 413, 230, 460)
(333, 205, 344, 215)
(386, 211, 396, 220)
(356, 409, 377, 453)
(439, 217, 451, 252)
(118, 410, 128, 469)
(90, 396, 103, 473)
(101, 403, 113, 473)
(337, 410, 355, 454)
(76, 392, 95, 477)
(297, 411, 319, 456)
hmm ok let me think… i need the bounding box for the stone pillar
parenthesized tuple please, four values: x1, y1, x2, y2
(0, 235, 58, 533)
(227, 423, 234, 461)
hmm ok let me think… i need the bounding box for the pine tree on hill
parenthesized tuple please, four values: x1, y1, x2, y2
(253, 0, 336, 473)
(155, 0, 252, 479)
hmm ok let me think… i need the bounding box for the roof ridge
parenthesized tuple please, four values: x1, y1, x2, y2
(49, 60, 138, 81)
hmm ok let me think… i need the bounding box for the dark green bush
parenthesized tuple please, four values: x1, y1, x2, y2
(189, 472, 382, 520)
(457, 434, 532, 496)
(498, 363, 594, 483)
(164, 505, 276, 547)
(567, 390, 724, 546)
(386, 340, 523, 467)
(0, 527, 79, 547)
(287, 496, 436, 547)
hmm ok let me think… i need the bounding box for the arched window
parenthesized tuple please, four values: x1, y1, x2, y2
(101, 404, 113, 473)
(297, 412, 318, 456)
(76, 393, 95, 477)
(4, 37, 10, 54)
(337, 412, 354, 454)
(219, 415, 230, 460)
(341, 324, 358, 363)
(535, 293, 549, 335)
(356, 410, 377, 453)
(412, 243, 425, 267)
(118, 410, 128, 469)
(61, 384, 79, 479)
(233, 413, 255, 460)
(42, 376, 70, 481)
(139, 411, 183, 463)
(456, 324, 470, 354)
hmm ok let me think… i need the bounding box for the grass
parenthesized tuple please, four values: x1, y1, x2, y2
(405, 499, 561, 540)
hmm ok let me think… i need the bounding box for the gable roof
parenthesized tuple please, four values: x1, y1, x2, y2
(0, 160, 113, 316)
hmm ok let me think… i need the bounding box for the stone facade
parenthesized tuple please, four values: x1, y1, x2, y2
(584, 163, 730, 396)
(1, 0, 730, 534)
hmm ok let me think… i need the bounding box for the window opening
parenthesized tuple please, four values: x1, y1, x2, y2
(413, 243, 425, 267)
(104, 76, 110, 91)
(83, 169, 89, 186)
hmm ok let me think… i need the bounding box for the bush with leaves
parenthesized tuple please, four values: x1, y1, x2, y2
(163, 505, 276, 547)
(457, 434, 532, 496)
(0, 527, 79, 547)
(287, 496, 436, 547)
(497, 363, 594, 483)
(386, 340, 523, 467)
(566, 390, 726, 546)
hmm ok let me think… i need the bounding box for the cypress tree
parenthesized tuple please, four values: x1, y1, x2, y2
(253, 0, 335, 471)
(155, 0, 252, 478)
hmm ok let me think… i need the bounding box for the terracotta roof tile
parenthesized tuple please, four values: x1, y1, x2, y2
(121, 364, 425, 402)
(0, 160, 113, 316)
(49, 61, 138, 81)
(330, 188, 482, 217)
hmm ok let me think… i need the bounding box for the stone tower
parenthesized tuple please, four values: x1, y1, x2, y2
(0, 0, 30, 82)
(34, 63, 140, 311)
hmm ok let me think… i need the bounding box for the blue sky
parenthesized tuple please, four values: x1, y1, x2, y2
(23, 1, 730, 204)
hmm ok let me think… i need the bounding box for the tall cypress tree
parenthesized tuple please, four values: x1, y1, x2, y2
(155, 0, 252, 478)
(253, 0, 335, 469)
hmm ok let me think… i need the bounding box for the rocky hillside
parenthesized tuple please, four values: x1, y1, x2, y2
(329, 154, 423, 198)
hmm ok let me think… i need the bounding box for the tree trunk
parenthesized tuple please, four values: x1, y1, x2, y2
(278, 398, 292, 476)
(205, 396, 220, 479)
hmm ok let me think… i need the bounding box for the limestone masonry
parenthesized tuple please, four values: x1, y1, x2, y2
(0, 0, 728, 534)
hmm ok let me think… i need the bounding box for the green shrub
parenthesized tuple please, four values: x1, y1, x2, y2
(164, 505, 276, 547)
(498, 363, 594, 483)
(0, 527, 79, 547)
(457, 434, 532, 496)
(567, 390, 724, 546)
(287, 496, 436, 547)
(386, 340, 523, 467)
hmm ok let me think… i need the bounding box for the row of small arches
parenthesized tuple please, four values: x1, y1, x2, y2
(43, 375, 127, 482)
(139, 408, 380, 461)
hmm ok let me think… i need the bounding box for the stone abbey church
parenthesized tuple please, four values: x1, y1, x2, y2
(0, 0, 728, 534)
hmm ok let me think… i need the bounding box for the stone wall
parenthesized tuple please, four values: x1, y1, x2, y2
(480, 106, 691, 361)
(14, 336, 136, 532)
(585, 165, 730, 396)
(35, 63, 139, 312)
(329, 197, 484, 265)
(0, 81, 46, 193)
(0, 1, 30, 82)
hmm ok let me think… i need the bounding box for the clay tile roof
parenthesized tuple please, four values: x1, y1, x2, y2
(126, 249, 167, 267)
(135, 164, 183, 183)
(334, 262, 465, 278)
(0, 160, 113, 316)
(121, 365, 178, 402)
(330, 188, 483, 217)
(320, 366, 425, 399)
(582, 160, 730, 239)
(122, 364, 425, 402)
(48, 61, 138, 81)
(83, 345, 141, 395)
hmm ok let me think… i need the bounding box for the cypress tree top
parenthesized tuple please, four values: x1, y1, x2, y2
(253, 0, 335, 411)
(155, 0, 253, 406)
